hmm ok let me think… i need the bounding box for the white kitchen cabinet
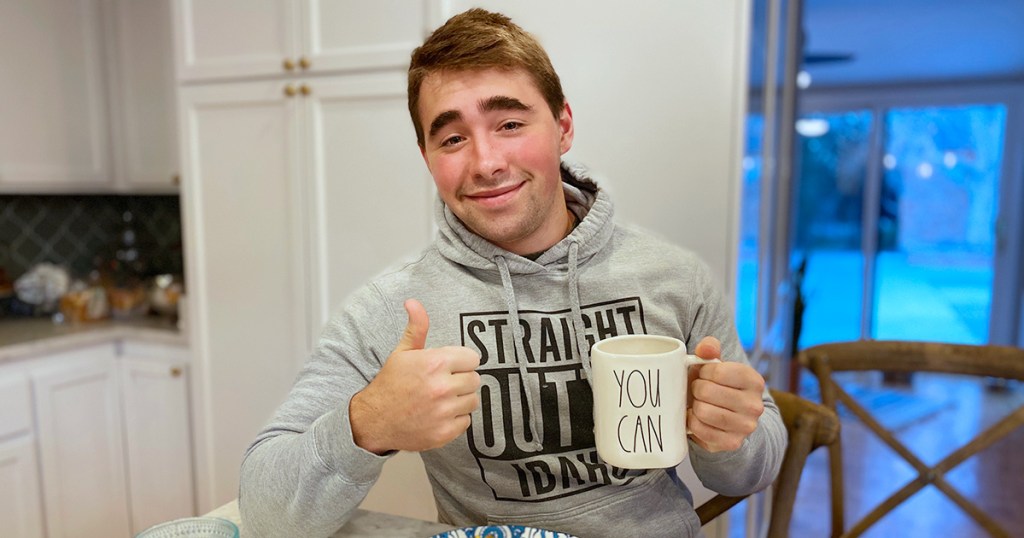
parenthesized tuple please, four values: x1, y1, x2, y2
(0, 372, 45, 538)
(105, 0, 181, 193)
(173, 0, 429, 82)
(0, 437, 45, 538)
(120, 343, 195, 535)
(0, 0, 112, 192)
(178, 71, 433, 510)
(178, 79, 310, 509)
(302, 73, 434, 343)
(32, 346, 132, 538)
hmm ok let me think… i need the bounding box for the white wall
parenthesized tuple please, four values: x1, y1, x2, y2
(447, 0, 751, 299)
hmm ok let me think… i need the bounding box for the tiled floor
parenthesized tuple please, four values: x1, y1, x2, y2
(729, 374, 1024, 537)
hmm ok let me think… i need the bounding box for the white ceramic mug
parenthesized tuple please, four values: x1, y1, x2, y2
(591, 334, 718, 469)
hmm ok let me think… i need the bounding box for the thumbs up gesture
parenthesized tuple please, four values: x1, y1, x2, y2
(350, 299, 482, 454)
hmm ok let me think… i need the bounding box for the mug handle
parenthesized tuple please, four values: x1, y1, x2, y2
(684, 356, 721, 436)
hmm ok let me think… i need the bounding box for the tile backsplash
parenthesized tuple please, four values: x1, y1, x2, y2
(0, 195, 183, 281)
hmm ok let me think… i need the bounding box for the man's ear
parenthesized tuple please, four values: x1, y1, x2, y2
(558, 102, 574, 155)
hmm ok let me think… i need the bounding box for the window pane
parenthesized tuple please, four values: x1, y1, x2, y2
(736, 114, 763, 349)
(795, 111, 873, 349)
(873, 104, 1006, 344)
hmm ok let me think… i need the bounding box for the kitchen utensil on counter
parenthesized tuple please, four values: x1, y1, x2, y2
(135, 517, 238, 538)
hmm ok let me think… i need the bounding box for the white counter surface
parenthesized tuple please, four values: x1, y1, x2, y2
(205, 500, 455, 537)
(0, 316, 186, 363)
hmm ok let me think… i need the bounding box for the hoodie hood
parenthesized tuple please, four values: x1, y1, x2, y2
(433, 161, 613, 450)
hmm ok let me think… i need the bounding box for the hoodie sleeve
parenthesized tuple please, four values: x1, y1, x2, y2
(683, 258, 787, 497)
(238, 284, 401, 537)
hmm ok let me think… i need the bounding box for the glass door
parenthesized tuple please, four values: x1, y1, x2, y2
(792, 102, 1009, 348)
(872, 104, 1007, 344)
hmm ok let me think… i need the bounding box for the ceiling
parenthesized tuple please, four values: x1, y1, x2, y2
(751, 0, 1024, 87)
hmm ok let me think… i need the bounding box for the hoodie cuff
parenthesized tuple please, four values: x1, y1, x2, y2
(311, 405, 390, 485)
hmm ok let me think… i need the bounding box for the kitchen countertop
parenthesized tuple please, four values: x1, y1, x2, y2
(0, 316, 186, 363)
(205, 500, 455, 537)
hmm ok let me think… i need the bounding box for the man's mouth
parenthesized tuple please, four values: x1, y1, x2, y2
(464, 182, 525, 207)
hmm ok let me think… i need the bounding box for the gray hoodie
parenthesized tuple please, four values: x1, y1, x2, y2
(239, 164, 786, 537)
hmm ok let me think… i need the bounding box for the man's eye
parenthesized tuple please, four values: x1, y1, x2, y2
(501, 121, 522, 131)
(441, 135, 464, 147)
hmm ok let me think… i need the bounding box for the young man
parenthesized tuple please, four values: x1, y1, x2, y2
(240, 9, 785, 537)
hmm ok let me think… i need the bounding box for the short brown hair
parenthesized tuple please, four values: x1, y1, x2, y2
(408, 8, 565, 147)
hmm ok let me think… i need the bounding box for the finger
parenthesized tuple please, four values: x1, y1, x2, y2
(692, 378, 765, 418)
(395, 299, 430, 352)
(691, 397, 760, 436)
(450, 370, 482, 396)
(697, 362, 766, 392)
(688, 409, 744, 452)
(694, 336, 721, 360)
(441, 346, 482, 372)
(452, 391, 481, 416)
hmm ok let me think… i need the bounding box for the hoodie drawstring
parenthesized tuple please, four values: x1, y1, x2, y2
(495, 255, 544, 451)
(567, 240, 593, 383)
(493, 241, 592, 454)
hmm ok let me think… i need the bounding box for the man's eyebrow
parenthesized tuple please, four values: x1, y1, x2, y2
(429, 110, 462, 139)
(480, 95, 532, 113)
(427, 96, 533, 140)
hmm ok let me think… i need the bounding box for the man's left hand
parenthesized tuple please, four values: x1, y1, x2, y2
(686, 336, 766, 452)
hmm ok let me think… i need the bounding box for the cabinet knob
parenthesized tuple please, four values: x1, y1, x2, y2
(172, 174, 180, 186)
(170, 367, 183, 378)
(300, 84, 311, 96)
(283, 58, 295, 71)
(284, 84, 297, 97)
(299, 56, 311, 70)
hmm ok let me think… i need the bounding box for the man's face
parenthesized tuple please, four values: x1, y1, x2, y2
(418, 68, 574, 255)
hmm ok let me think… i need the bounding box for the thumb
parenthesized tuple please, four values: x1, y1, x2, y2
(694, 336, 721, 360)
(395, 298, 430, 352)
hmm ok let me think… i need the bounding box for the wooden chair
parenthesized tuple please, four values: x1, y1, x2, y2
(799, 341, 1024, 538)
(697, 388, 840, 537)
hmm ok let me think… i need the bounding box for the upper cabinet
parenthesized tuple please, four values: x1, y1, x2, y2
(105, 0, 181, 193)
(173, 0, 429, 82)
(0, 0, 179, 194)
(0, 0, 112, 191)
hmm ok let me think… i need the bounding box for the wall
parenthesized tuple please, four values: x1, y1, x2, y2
(445, 1, 751, 298)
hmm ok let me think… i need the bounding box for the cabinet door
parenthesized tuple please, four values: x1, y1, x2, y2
(0, 436, 46, 538)
(32, 351, 131, 538)
(173, 0, 300, 81)
(120, 355, 195, 534)
(0, 0, 111, 191)
(303, 72, 434, 343)
(179, 80, 309, 510)
(106, 0, 180, 192)
(300, 0, 426, 73)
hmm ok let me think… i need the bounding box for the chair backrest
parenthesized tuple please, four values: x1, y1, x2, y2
(696, 388, 840, 537)
(799, 340, 1024, 538)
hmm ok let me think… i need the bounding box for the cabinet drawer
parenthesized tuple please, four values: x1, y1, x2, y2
(0, 374, 33, 438)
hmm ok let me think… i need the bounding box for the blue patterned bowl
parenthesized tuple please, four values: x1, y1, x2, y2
(432, 525, 577, 538)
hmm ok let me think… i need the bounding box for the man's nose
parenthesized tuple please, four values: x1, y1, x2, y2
(471, 136, 507, 180)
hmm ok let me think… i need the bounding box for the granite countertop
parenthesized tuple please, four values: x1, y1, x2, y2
(0, 316, 186, 363)
(205, 500, 455, 537)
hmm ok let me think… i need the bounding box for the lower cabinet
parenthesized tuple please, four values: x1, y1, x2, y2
(0, 436, 45, 538)
(0, 372, 45, 538)
(33, 349, 133, 538)
(0, 339, 194, 538)
(119, 343, 195, 534)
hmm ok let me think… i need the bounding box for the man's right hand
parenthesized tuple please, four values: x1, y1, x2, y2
(349, 298, 481, 455)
